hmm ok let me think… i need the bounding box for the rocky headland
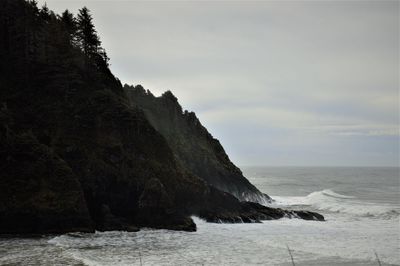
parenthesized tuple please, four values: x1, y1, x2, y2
(0, 0, 323, 236)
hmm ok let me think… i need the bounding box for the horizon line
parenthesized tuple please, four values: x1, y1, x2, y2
(239, 165, 400, 168)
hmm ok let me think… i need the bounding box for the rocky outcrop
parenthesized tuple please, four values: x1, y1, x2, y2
(0, 0, 323, 235)
(125, 85, 271, 204)
(136, 178, 196, 231)
(0, 126, 93, 235)
(192, 187, 324, 223)
(201, 201, 324, 223)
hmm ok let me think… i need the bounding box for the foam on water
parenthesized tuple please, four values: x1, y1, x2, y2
(37, 215, 400, 266)
(1, 167, 399, 265)
(271, 189, 400, 219)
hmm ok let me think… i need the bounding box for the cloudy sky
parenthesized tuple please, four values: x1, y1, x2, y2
(40, 0, 399, 166)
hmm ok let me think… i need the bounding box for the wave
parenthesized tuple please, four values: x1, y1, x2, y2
(315, 189, 356, 199)
(48, 231, 141, 266)
(271, 189, 400, 219)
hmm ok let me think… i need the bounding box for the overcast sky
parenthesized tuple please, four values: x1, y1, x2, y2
(40, 0, 399, 167)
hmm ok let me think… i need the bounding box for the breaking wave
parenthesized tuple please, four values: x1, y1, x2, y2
(271, 189, 399, 219)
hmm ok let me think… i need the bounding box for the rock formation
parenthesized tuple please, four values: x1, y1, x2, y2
(0, 0, 323, 235)
(126, 85, 271, 204)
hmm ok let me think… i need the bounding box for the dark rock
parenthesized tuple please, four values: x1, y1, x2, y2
(125, 85, 271, 204)
(135, 178, 196, 231)
(195, 195, 324, 224)
(0, 0, 324, 236)
(0, 131, 94, 235)
(125, 225, 140, 232)
(139, 178, 173, 209)
(291, 210, 325, 221)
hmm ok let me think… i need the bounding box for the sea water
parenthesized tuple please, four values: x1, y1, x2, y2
(1, 167, 399, 265)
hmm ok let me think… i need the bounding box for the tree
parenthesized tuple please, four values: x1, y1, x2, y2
(76, 7, 100, 59)
(60, 9, 77, 44)
(39, 3, 51, 21)
(76, 7, 110, 71)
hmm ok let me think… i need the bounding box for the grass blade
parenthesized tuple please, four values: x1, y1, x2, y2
(286, 244, 295, 266)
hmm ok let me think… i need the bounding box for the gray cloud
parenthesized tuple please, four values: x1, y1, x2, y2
(40, 0, 399, 166)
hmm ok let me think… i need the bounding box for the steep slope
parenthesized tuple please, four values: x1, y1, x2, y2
(0, 118, 93, 235)
(0, 0, 323, 235)
(0, 0, 199, 232)
(125, 85, 271, 204)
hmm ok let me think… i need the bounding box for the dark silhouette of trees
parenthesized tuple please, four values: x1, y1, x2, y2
(60, 9, 77, 46)
(75, 7, 109, 69)
(39, 3, 51, 21)
(0, 0, 121, 102)
(76, 7, 100, 58)
(76, 8, 98, 59)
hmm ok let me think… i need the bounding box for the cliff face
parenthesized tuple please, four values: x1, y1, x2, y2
(125, 85, 271, 204)
(0, 123, 93, 235)
(0, 84, 209, 233)
(0, 0, 323, 235)
(0, 0, 200, 233)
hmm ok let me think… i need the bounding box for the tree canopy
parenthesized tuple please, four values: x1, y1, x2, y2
(0, 0, 117, 100)
(76, 7, 100, 58)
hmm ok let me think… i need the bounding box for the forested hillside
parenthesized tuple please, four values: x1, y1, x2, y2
(0, 0, 323, 235)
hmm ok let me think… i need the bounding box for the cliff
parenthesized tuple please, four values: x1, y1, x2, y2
(0, 124, 93, 235)
(125, 85, 271, 204)
(0, 0, 323, 235)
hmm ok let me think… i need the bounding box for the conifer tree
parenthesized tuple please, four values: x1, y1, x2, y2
(76, 7, 100, 59)
(39, 3, 51, 21)
(60, 9, 77, 44)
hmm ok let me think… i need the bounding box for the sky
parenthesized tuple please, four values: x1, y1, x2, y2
(39, 0, 399, 167)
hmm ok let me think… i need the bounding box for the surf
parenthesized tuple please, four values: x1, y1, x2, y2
(271, 189, 400, 218)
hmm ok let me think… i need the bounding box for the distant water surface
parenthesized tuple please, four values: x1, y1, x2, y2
(1, 167, 399, 265)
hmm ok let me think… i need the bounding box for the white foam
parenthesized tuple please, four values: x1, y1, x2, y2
(2, 211, 396, 266)
(270, 189, 400, 218)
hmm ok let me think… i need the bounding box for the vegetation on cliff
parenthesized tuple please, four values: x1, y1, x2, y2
(0, 0, 323, 235)
(126, 85, 271, 204)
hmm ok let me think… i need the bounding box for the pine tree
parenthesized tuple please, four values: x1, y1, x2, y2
(76, 7, 100, 59)
(60, 9, 77, 46)
(39, 3, 51, 21)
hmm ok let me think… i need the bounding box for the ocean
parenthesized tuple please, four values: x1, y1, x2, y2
(1, 167, 399, 265)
